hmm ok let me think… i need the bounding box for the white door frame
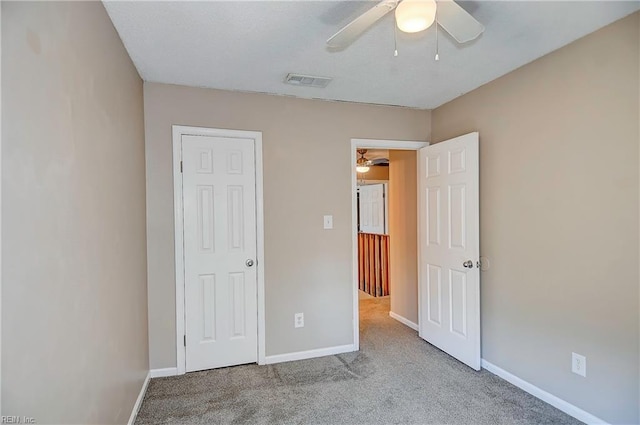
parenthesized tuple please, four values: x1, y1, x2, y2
(173, 125, 266, 374)
(350, 138, 428, 350)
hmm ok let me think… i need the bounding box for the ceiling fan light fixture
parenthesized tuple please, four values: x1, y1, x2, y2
(395, 0, 437, 33)
(356, 149, 371, 173)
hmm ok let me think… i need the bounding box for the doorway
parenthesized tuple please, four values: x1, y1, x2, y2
(350, 139, 428, 351)
(172, 125, 266, 375)
(357, 157, 390, 298)
(350, 134, 481, 371)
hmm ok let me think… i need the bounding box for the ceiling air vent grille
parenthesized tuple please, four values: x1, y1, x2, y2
(284, 73, 332, 88)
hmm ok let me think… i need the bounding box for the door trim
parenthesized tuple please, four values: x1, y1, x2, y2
(350, 138, 428, 350)
(172, 125, 266, 375)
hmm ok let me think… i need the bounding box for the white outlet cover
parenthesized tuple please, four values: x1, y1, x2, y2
(294, 313, 304, 328)
(323, 215, 333, 229)
(572, 352, 586, 377)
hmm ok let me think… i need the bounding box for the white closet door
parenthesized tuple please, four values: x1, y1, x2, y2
(359, 183, 387, 234)
(182, 134, 258, 372)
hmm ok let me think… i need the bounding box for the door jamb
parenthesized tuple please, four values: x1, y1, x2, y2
(173, 125, 266, 375)
(350, 138, 428, 351)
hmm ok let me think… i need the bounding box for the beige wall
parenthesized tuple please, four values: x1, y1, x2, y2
(2, 2, 148, 423)
(144, 83, 430, 368)
(432, 13, 639, 424)
(388, 150, 418, 325)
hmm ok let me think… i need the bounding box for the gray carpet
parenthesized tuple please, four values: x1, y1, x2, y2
(136, 298, 582, 424)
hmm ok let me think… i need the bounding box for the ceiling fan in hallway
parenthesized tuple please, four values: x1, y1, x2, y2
(327, 0, 484, 53)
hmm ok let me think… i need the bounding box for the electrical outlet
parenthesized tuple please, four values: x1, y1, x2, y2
(572, 352, 586, 377)
(294, 313, 304, 328)
(323, 215, 333, 229)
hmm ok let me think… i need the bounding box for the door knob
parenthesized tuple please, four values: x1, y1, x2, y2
(245, 259, 254, 267)
(463, 260, 474, 269)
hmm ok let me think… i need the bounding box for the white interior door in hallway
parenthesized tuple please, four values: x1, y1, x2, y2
(418, 132, 480, 370)
(359, 183, 388, 235)
(181, 134, 258, 372)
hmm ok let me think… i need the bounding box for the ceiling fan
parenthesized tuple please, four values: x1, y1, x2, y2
(356, 149, 373, 173)
(327, 0, 484, 51)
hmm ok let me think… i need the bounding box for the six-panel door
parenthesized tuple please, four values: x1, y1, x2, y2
(418, 132, 480, 370)
(182, 134, 258, 372)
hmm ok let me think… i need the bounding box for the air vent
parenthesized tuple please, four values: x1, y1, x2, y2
(284, 73, 332, 88)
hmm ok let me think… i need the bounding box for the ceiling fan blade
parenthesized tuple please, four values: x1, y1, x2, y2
(436, 0, 484, 44)
(327, 0, 399, 49)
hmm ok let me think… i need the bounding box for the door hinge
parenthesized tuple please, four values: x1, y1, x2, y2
(184, 335, 186, 346)
(180, 161, 183, 173)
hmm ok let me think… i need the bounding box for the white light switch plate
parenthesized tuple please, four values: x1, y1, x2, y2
(323, 215, 333, 229)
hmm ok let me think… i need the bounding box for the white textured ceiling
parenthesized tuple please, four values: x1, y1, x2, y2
(104, 1, 639, 109)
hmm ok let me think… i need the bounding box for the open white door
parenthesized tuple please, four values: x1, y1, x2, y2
(418, 132, 480, 370)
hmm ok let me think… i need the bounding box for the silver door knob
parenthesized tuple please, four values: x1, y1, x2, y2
(245, 259, 254, 267)
(463, 260, 474, 269)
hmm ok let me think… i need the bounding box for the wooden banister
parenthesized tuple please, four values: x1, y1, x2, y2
(358, 233, 389, 297)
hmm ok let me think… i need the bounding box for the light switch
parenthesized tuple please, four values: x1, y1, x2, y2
(323, 215, 333, 229)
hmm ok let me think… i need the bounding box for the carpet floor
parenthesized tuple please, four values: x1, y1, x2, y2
(136, 297, 582, 424)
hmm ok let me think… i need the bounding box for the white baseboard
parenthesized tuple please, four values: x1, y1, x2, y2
(265, 344, 356, 365)
(127, 372, 150, 425)
(389, 311, 418, 331)
(481, 359, 608, 425)
(150, 367, 179, 378)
